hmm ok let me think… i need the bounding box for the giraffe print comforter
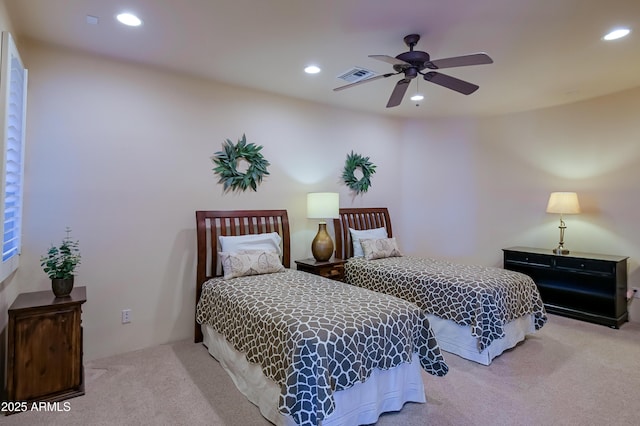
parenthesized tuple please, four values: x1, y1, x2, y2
(196, 269, 448, 426)
(345, 256, 547, 352)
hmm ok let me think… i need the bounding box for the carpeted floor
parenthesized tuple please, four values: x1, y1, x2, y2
(3, 314, 639, 426)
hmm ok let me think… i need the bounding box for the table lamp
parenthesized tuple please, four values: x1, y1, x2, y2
(546, 192, 580, 255)
(307, 192, 339, 262)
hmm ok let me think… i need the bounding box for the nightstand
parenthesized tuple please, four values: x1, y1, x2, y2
(5, 287, 86, 412)
(295, 258, 346, 281)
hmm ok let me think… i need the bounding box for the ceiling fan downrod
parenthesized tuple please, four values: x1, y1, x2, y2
(403, 34, 420, 51)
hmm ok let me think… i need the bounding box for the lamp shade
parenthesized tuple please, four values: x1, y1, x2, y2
(307, 193, 339, 219)
(546, 192, 581, 214)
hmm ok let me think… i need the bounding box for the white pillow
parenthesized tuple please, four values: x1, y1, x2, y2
(219, 250, 285, 280)
(219, 232, 282, 255)
(360, 238, 403, 260)
(349, 227, 388, 257)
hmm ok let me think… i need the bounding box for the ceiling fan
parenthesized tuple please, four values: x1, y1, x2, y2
(334, 34, 493, 108)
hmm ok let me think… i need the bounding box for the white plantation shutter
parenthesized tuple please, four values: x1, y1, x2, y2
(0, 32, 27, 282)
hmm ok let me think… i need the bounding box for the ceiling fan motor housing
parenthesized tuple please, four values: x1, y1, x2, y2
(394, 51, 431, 73)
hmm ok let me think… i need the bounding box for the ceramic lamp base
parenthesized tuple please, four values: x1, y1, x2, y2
(311, 222, 334, 262)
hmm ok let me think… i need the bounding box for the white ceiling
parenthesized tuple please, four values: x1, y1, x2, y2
(5, 0, 640, 118)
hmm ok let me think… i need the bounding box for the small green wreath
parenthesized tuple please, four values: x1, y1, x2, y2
(212, 134, 270, 192)
(342, 151, 377, 194)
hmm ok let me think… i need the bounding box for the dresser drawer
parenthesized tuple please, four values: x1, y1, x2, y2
(316, 264, 344, 280)
(555, 257, 614, 275)
(504, 251, 553, 267)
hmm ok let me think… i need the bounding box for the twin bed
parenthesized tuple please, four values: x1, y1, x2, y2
(194, 209, 448, 426)
(194, 207, 546, 425)
(333, 207, 547, 366)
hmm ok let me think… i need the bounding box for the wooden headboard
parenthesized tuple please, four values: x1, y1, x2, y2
(194, 209, 290, 342)
(333, 208, 392, 259)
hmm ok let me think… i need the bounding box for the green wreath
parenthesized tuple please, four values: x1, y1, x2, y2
(212, 134, 270, 192)
(342, 151, 377, 194)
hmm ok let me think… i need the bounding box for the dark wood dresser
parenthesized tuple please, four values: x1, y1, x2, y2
(5, 286, 86, 410)
(503, 247, 628, 328)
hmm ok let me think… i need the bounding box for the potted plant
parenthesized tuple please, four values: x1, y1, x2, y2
(40, 228, 81, 297)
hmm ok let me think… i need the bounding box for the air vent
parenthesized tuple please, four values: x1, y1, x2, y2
(337, 67, 376, 83)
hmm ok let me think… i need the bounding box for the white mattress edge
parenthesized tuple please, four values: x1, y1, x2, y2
(427, 314, 537, 365)
(201, 324, 426, 425)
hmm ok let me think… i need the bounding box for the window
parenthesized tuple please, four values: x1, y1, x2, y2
(0, 32, 27, 282)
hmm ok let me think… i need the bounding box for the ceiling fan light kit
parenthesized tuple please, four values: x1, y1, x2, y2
(334, 34, 493, 108)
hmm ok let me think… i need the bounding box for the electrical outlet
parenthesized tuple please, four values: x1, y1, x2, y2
(121, 309, 132, 323)
(633, 288, 640, 299)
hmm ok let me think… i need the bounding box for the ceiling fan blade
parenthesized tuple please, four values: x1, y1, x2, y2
(423, 72, 479, 95)
(369, 54, 410, 67)
(425, 53, 493, 70)
(386, 78, 411, 108)
(333, 73, 397, 91)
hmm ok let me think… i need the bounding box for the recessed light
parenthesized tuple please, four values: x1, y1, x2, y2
(603, 28, 630, 41)
(304, 65, 321, 74)
(116, 13, 143, 27)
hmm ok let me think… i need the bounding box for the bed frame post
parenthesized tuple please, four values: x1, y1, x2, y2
(195, 211, 207, 343)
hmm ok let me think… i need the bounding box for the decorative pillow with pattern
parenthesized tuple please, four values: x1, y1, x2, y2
(360, 237, 403, 260)
(219, 250, 285, 280)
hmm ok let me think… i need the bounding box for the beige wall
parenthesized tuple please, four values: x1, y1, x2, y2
(398, 88, 640, 321)
(0, 21, 638, 361)
(8, 40, 404, 361)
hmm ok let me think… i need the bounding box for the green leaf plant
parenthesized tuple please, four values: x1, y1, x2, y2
(40, 227, 81, 280)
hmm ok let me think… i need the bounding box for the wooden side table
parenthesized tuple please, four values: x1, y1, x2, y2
(5, 286, 86, 412)
(295, 258, 346, 281)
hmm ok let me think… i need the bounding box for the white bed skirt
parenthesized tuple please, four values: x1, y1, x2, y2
(202, 325, 426, 426)
(427, 313, 536, 365)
